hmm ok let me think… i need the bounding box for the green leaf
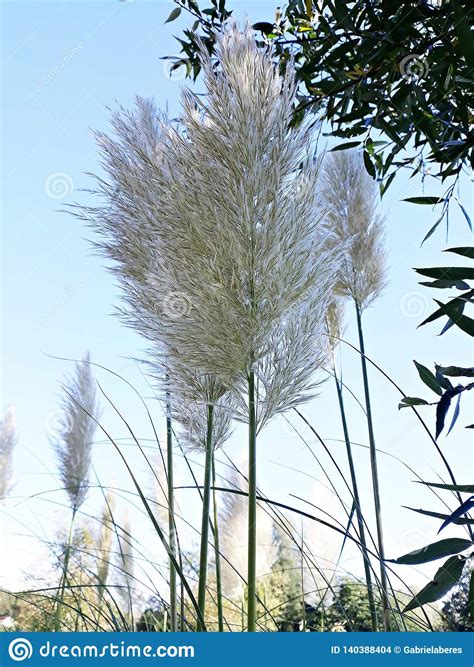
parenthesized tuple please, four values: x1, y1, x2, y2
(414, 267, 474, 281)
(380, 171, 396, 198)
(421, 215, 444, 245)
(403, 196, 444, 205)
(403, 556, 466, 612)
(435, 369, 453, 391)
(390, 538, 472, 565)
(414, 361, 443, 396)
(165, 6, 182, 23)
(434, 300, 474, 337)
(457, 203, 472, 231)
(398, 397, 429, 409)
(419, 279, 470, 290)
(436, 365, 474, 378)
(253, 22, 274, 34)
(402, 506, 474, 526)
(417, 482, 474, 493)
(445, 247, 474, 260)
(439, 317, 457, 336)
(363, 150, 376, 178)
(436, 388, 460, 439)
(330, 141, 361, 151)
(446, 392, 462, 437)
(418, 297, 465, 329)
(438, 496, 474, 533)
(332, 0, 353, 29)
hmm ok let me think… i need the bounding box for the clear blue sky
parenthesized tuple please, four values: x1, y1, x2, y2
(1, 1, 472, 597)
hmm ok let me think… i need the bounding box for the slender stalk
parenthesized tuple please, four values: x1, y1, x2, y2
(166, 387, 178, 632)
(334, 369, 378, 631)
(211, 454, 224, 632)
(180, 580, 185, 632)
(197, 404, 214, 630)
(55, 506, 76, 631)
(355, 302, 391, 631)
(300, 529, 306, 632)
(247, 370, 257, 632)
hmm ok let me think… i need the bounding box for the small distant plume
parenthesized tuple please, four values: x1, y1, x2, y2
(0, 405, 17, 501)
(51, 353, 100, 511)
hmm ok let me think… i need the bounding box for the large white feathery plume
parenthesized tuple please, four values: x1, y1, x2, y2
(77, 23, 341, 630)
(51, 353, 100, 512)
(320, 149, 387, 312)
(0, 405, 17, 501)
(137, 36, 338, 425)
(77, 30, 338, 428)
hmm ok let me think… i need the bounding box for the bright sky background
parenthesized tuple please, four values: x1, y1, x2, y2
(1, 0, 473, 608)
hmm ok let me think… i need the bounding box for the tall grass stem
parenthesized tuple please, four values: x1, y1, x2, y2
(355, 302, 391, 630)
(55, 506, 76, 631)
(212, 454, 224, 632)
(334, 371, 378, 630)
(247, 370, 257, 632)
(166, 405, 178, 632)
(197, 404, 214, 630)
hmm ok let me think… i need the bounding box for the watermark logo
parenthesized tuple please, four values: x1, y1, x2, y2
(399, 290, 430, 319)
(162, 291, 192, 319)
(8, 638, 33, 662)
(162, 58, 190, 82)
(398, 528, 429, 556)
(44, 172, 74, 200)
(399, 54, 429, 82)
(34, 43, 83, 93)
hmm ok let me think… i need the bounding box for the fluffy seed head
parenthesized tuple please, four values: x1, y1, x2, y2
(51, 353, 99, 511)
(0, 405, 17, 501)
(320, 149, 387, 311)
(324, 299, 346, 357)
(78, 23, 341, 428)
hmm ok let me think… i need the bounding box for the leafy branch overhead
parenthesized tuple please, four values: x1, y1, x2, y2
(169, 0, 473, 227)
